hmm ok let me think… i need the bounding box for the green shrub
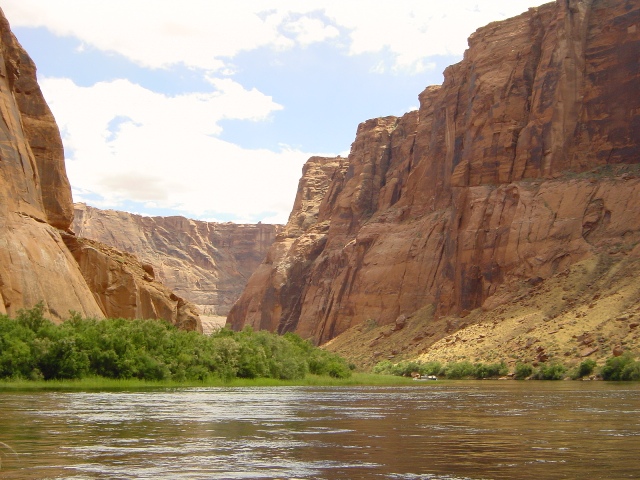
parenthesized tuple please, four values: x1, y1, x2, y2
(372, 356, 640, 381)
(38, 337, 90, 380)
(208, 337, 240, 380)
(0, 337, 34, 379)
(444, 361, 475, 379)
(600, 353, 640, 381)
(421, 361, 443, 376)
(236, 342, 269, 379)
(372, 360, 395, 375)
(323, 359, 352, 379)
(392, 361, 424, 377)
(372, 360, 504, 379)
(532, 362, 567, 380)
(371, 360, 443, 377)
(620, 362, 640, 381)
(514, 363, 533, 380)
(572, 359, 597, 379)
(16, 302, 49, 333)
(472, 362, 508, 379)
(0, 306, 352, 382)
(307, 349, 351, 378)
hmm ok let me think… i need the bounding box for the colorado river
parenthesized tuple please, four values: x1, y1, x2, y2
(1, 382, 638, 479)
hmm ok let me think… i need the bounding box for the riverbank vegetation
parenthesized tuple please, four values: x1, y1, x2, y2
(3, 305, 638, 387)
(373, 354, 640, 381)
(0, 305, 352, 383)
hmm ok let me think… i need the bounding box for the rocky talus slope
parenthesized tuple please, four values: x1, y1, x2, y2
(324, 252, 640, 369)
(73, 203, 282, 317)
(0, 8, 200, 330)
(229, 0, 640, 367)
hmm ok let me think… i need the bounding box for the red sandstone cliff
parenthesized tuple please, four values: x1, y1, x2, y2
(72, 203, 282, 316)
(228, 0, 640, 346)
(0, 8, 200, 330)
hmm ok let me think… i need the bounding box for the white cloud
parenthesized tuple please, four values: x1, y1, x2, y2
(41, 76, 306, 222)
(319, 1, 549, 72)
(283, 15, 340, 46)
(4, 1, 550, 73)
(3, 0, 551, 223)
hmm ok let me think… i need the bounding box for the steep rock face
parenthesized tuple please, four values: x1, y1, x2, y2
(228, 156, 343, 333)
(229, 0, 640, 345)
(73, 203, 282, 316)
(11, 26, 73, 230)
(0, 10, 103, 320)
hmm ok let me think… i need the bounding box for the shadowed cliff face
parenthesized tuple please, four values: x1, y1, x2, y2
(228, 0, 640, 345)
(0, 8, 201, 329)
(72, 204, 282, 316)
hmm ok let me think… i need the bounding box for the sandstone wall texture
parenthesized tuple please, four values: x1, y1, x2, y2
(73, 203, 282, 316)
(228, 0, 640, 345)
(0, 8, 200, 330)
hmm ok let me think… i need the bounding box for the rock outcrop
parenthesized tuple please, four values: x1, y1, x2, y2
(0, 8, 201, 330)
(228, 0, 640, 350)
(63, 234, 201, 331)
(72, 203, 282, 316)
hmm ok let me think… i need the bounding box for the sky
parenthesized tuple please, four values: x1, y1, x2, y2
(3, 0, 549, 224)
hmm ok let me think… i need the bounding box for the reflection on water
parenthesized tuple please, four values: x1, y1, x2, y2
(0, 382, 639, 479)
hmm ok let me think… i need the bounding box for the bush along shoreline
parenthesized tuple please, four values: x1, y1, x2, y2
(0, 305, 352, 382)
(3, 305, 638, 384)
(373, 355, 640, 381)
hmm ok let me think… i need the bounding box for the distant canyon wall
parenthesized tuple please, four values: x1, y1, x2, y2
(73, 204, 282, 316)
(228, 0, 640, 344)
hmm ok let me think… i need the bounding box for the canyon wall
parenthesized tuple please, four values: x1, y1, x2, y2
(228, 0, 640, 345)
(73, 204, 282, 316)
(0, 8, 200, 330)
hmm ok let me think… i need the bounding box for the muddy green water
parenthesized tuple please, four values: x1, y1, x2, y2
(0, 382, 638, 479)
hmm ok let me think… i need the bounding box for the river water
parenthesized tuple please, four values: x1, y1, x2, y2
(0, 382, 638, 479)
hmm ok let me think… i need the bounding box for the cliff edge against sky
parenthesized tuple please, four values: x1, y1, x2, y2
(0, 8, 200, 330)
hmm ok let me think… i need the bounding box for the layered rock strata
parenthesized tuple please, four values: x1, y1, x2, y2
(228, 156, 343, 334)
(228, 0, 640, 346)
(73, 203, 282, 316)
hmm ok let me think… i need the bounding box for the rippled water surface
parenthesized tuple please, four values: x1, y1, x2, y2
(1, 382, 639, 479)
